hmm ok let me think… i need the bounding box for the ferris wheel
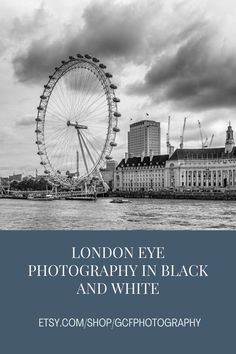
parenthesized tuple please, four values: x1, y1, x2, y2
(35, 53, 121, 187)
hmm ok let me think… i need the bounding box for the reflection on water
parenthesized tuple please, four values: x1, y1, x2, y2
(0, 198, 236, 230)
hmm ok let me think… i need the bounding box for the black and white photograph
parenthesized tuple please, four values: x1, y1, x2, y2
(1, 0, 236, 229)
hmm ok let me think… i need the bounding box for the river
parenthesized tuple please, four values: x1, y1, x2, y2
(0, 197, 236, 230)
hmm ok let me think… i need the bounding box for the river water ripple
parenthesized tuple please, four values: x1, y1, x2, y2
(0, 198, 236, 230)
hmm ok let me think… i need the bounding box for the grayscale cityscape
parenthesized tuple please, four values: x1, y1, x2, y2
(1, 0, 236, 230)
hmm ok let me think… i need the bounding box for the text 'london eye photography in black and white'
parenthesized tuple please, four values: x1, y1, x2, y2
(1, 0, 236, 230)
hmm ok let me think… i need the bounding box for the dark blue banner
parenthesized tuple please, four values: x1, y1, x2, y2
(0, 231, 235, 353)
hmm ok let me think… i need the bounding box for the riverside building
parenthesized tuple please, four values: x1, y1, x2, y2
(114, 152, 169, 191)
(115, 123, 236, 192)
(165, 123, 236, 189)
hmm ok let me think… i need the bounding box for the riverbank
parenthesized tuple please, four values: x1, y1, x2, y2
(110, 190, 236, 200)
(2, 189, 236, 201)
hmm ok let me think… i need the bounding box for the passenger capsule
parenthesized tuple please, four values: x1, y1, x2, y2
(44, 170, 50, 174)
(105, 72, 112, 78)
(35, 129, 41, 133)
(92, 57, 99, 62)
(37, 106, 44, 111)
(113, 97, 120, 103)
(110, 84, 117, 90)
(77, 53, 83, 58)
(105, 155, 113, 160)
(44, 84, 50, 89)
(55, 67, 59, 71)
(37, 151, 44, 155)
(49, 75, 53, 79)
(40, 161, 46, 165)
(61, 60, 66, 64)
(99, 63, 106, 69)
(36, 141, 42, 145)
(69, 56, 75, 60)
(85, 54, 92, 59)
(40, 95, 47, 100)
(114, 112, 121, 117)
(110, 142, 117, 147)
(113, 127, 120, 132)
(35, 117, 42, 122)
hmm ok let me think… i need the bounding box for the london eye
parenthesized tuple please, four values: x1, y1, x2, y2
(35, 54, 121, 189)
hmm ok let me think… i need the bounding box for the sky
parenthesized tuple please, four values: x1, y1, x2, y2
(1, 0, 236, 176)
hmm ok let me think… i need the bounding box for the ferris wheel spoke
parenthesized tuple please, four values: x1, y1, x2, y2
(46, 109, 67, 123)
(76, 69, 100, 114)
(51, 85, 68, 117)
(78, 70, 101, 115)
(82, 106, 109, 126)
(47, 99, 69, 120)
(45, 128, 68, 144)
(86, 103, 109, 119)
(45, 126, 69, 144)
(69, 70, 80, 119)
(80, 76, 101, 114)
(75, 67, 90, 118)
(79, 86, 107, 114)
(54, 79, 71, 118)
(61, 72, 76, 118)
(49, 130, 74, 172)
(56, 74, 75, 120)
(49, 83, 70, 118)
(78, 93, 107, 121)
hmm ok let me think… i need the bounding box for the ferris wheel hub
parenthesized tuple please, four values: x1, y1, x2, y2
(67, 120, 88, 129)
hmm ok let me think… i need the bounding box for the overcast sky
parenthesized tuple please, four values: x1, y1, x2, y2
(1, 0, 236, 176)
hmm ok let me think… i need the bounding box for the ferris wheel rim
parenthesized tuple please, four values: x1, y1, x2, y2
(35, 54, 120, 187)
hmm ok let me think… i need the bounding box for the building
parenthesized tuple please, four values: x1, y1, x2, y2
(128, 120, 161, 157)
(114, 153, 169, 192)
(9, 174, 22, 182)
(0, 177, 9, 186)
(100, 160, 117, 190)
(165, 123, 236, 189)
(116, 123, 236, 192)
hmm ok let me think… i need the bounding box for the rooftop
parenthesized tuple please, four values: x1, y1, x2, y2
(117, 155, 169, 168)
(170, 147, 236, 160)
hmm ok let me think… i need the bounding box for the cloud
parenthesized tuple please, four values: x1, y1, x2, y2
(12, 0, 162, 84)
(10, 3, 50, 39)
(127, 21, 236, 111)
(16, 115, 35, 126)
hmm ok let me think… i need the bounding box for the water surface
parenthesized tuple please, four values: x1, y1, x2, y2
(0, 198, 235, 230)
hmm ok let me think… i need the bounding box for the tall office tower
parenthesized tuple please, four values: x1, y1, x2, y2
(128, 120, 161, 157)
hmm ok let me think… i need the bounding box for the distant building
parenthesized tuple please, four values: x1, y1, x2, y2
(0, 177, 9, 186)
(100, 160, 117, 190)
(8, 174, 22, 182)
(165, 123, 236, 189)
(128, 120, 161, 157)
(114, 153, 168, 192)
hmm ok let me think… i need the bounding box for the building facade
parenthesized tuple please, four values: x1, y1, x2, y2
(100, 160, 117, 190)
(128, 120, 161, 157)
(165, 123, 236, 189)
(114, 154, 169, 191)
(116, 124, 236, 192)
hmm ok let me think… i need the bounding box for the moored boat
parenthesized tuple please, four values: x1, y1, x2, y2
(27, 194, 54, 201)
